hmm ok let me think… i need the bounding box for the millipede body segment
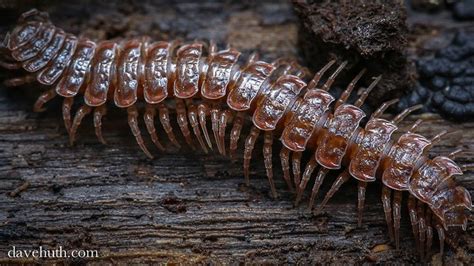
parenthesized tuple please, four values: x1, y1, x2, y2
(0, 9, 472, 260)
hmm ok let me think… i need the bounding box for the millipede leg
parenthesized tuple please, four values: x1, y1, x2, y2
(417, 203, 426, 258)
(219, 110, 232, 156)
(408, 119, 423, 133)
(211, 107, 222, 154)
(408, 194, 420, 251)
(354, 75, 381, 107)
(305, 158, 321, 209)
(301, 165, 326, 208)
(370, 99, 399, 119)
(263, 131, 277, 199)
(247, 52, 259, 66)
(0, 60, 22, 70)
(198, 103, 213, 150)
(448, 148, 463, 159)
(271, 57, 293, 74)
(69, 105, 92, 146)
(335, 68, 366, 109)
(425, 130, 449, 151)
(158, 103, 180, 148)
(209, 40, 217, 54)
(62, 97, 74, 134)
(93, 104, 108, 145)
(33, 89, 56, 112)
(243, 126, 260, 186)
(292, 152, 302, 187)
(425, 210, 433, 261)
(435, 224, 445, 256)
(3, 74, 36, 87)
(127, 106, 153, 159)
(321, 61, 348, 91)
(306, 60, 336, 90)
(229, 112, 244, 159)
(144, 104, 165, 152)
(279, 147, 294, 192)
(357, 181, 367, 227)
(382, 186, 395, 242)
(176, 99, 194, 150)
(393, 190, 402, 250)
(188, 104, 208, 153)
(317, 170, 350, 212)
(392, 104, 423, 124)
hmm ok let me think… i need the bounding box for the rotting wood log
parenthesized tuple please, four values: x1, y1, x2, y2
(0, 0, 472, 264)
(0, 87, 472, 265)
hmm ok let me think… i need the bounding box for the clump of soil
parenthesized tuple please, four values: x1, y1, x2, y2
(293, 0, 416, 107)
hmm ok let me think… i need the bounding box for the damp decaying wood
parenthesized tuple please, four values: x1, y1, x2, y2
(0, 86, 473, 265)
(0, 0, 472, 264)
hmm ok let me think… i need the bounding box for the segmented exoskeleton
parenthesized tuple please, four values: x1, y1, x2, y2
(1, 9, 472, 260)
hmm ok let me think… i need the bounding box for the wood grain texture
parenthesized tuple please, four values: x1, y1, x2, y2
(0, 88, 472, 265)
(0, 1, 472, 264)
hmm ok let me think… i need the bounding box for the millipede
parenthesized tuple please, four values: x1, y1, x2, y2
(0, 9, 472, 260)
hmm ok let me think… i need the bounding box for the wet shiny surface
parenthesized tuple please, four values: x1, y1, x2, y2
(409, 156, 463, 204)
(144, 42, 170, 104)
(23, 29, 65, 72)
(227, 61, 275, 111)
(315, 104, 365, 169)
(349, 119, 398, 182)
(252, 75, 306, 131)
(11, 24, 54, 61)
(382, 133, 431, 190)
(202, 48, 240, 100)
(55, 40, 96, 97)
(8, 21, 42, 50)
(84, 41, 116, 106)
(281, 89, 334, 151)
(114, 40, 141, 108)
(37, 34, 77, 85)
(173, 43, 202, 98)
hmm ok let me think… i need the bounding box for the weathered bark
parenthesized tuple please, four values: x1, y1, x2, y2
(0, 87, 473, 265)
(0, 1, 472, 264)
